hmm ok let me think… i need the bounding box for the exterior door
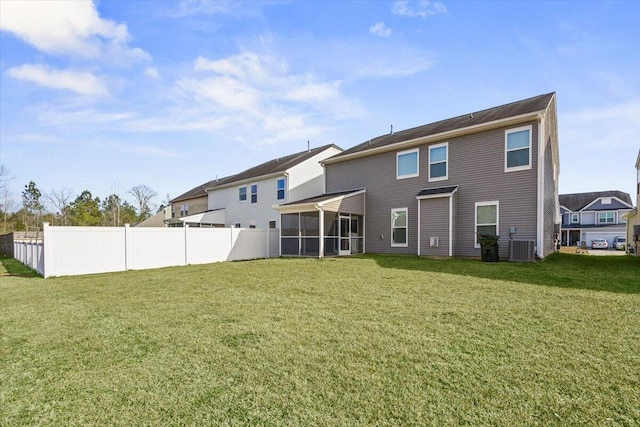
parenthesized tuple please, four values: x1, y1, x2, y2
(339, 215, 351, 255)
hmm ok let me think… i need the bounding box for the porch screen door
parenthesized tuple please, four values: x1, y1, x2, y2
(339, 216, 351, 255)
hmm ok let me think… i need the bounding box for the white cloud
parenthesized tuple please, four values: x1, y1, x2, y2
(392, 0, 447, 18)
(128, 145, 179, 158)
(145, 67, 160, 79)
(369, 22, 392, 38)
(0, 0, 149, 62)
(7, 64, 108, 96)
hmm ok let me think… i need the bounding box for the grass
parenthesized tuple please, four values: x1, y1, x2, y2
(1, 254, 639, 426)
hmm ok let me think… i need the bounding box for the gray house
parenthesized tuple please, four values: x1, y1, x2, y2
(560, 191, 633, 248)
(276, 92, 560, 259)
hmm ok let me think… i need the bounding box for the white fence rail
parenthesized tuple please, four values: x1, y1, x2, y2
(14, 223, 279, 278)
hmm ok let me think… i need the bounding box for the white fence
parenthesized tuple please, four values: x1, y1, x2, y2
(13, 223, 279, 278)
(13, 239, 45, 275)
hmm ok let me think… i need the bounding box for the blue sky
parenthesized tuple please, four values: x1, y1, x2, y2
(1, 0, 639, 210)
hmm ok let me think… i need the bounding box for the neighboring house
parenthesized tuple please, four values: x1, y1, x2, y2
(166, 178, 231, 227)
(203, 144, 342, 229)
(277, 92, 560, 259)
(622, 150, 640, 255)
(559, 191, 633, 248)
(137, 206, 172, 227)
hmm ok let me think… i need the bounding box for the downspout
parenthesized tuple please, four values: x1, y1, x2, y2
(417, 199, 421, 256)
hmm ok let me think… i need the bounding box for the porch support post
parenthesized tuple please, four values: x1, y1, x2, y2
(318, 208, 324, 258)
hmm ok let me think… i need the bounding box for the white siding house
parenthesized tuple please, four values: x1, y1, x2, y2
(205, 144, 342, 229)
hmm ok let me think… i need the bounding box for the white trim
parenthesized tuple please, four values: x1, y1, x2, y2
(449, 196, 453, 257)
(428, 142, 448, 182)
(273, 189, 366, 213)
(396, 148, 419, 179)
(391, 207, 409, 247)
(474, 201, 499, 249)
(250, 183, 258, 204)
(596, 211, 616, 224)
(537, 120, 545, 257)
(238, 186, 247, 203)
(276, 177, 286, 201)
(204, 171, 285, 191)
(570, 213, 580, 224)
(505, 125, 533, 172)
(581, 196, 634, 211)
(323, 111, 545, 165)
(417, 200, 421, 256)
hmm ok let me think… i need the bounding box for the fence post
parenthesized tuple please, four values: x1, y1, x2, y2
(124, 224, 130, 271)
(42, 222, 50, 278)
(184, 224, 189, 266)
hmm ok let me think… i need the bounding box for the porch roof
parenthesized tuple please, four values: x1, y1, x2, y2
(164, 208, 226, 226)
(275, 189, 365, 214)
(416, 185, 458, 199)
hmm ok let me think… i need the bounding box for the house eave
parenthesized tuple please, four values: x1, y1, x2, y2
(323, 111, 543, 165)
(204, 171, 287, 192)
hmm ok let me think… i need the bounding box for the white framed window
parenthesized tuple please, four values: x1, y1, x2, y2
(597, 211, 615, 224)
(429, 142, 448, 182)
(505, 125, 532, 172)
(269, 220, 276, 229)
(397, 149, 419, 179)
(391, 208, 408, 247)
(277, 178, 285, 200)
(238, 186, 247, 202)
(475, 201, 499, 248)
(570, 213, 579, 224)
(180, 204, 189, 217)
(250, 183, 258, 204)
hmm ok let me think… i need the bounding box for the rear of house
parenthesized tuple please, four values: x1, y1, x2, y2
(279, 92, 560, 259)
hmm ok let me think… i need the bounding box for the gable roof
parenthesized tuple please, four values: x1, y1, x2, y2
(171, 177, 234, 203)
(325, 92, 555, 163)
(559, 191, 633, 211)
(204, 143, 341, 191)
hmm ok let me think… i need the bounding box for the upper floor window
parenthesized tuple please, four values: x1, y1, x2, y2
(277, 178, 285, 200)
(397, 149, 419, 179)
(597, 212, 615, 224)
(391, 208, 408, 247)
(475, 201, 499, 247)
(239, 186, 247, 202)
(429, 142, 448, 182)
(180, 204, 189, 217)
(251, 184, 258, 204)
(570, 213, 579, 224)
(505, 125, 532, 172)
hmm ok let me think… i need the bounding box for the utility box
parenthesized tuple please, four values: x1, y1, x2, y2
(479, 234, 499, 262)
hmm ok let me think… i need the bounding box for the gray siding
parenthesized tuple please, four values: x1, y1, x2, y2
(420, 197, 449, 256)
(326, 121, 540, 257)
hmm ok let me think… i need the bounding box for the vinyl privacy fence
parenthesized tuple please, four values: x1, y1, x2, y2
(13, 223, 279, 278)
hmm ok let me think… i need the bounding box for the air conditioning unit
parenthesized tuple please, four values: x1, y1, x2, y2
(430, 236, 439, 247)
(509, 239, 536, 262)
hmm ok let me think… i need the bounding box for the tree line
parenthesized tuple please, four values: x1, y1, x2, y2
(0, 165, 167, 233)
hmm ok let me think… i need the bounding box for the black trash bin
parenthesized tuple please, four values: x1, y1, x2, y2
(479, 234, 499, 262)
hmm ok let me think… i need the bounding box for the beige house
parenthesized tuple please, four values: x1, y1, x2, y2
(623, 149, 640, 255)
(166, 178, 227, 227)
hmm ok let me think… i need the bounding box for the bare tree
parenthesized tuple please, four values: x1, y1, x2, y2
(129, 184, 157, 221)
(45, 187, 74, 226)
(0, 164, 15, 232)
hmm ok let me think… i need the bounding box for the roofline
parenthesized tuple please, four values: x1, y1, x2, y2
(273, 189, 366, 212)
(204, 171, 287, 192)
(323, 110, 545, 165)
(579, 196, 634, 211)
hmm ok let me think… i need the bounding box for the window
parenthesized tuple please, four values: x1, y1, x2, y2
(597, 212, 615, 224)
(475, 201, 499, 247)
(505, 126, 532, 171)
(239, 186, 247, 202)
(234, 223, 241, 228)
(277, 178, 285, 200)
(397, 149, 419, 179)
(571, 213, 579, 224)
(269, 220, 276, 229)
(391, 208, 408, 247)
(180, 204, 189, 217)
(429, 142, 448, 181)
(251, 184, 258, 204)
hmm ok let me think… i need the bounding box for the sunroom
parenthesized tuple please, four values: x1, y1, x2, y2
(274, 190, 366, 257)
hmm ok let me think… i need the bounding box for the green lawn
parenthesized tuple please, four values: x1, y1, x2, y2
(1, 254, 639, 426)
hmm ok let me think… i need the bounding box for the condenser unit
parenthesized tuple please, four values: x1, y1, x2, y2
(508, 239, 536, 262)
